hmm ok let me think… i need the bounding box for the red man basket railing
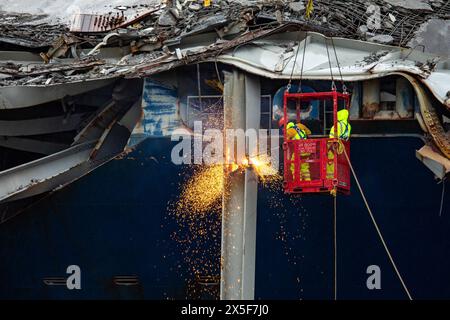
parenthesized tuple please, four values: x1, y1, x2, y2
(282, 90, 351, 195)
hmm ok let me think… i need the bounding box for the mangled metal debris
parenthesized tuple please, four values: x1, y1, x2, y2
(0, 76, 142, 204)
(416, 145, 450, 179)
(0, 0, 448, 206)
(1, 0, 448, 89)
(0, 12, 67, 49)
(70, 5, 162, 33)
(0, 77, 115, 108)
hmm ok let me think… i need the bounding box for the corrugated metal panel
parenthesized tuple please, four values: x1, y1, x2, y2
(70, 6, 161, 33)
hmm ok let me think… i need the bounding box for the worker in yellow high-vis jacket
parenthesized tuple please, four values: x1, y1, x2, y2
(327, 109, 351, 179)
(286, 121, 312, 181)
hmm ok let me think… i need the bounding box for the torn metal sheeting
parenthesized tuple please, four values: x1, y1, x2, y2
(416, 145, 450, 179)
(0, 11, 67, 49)
(0, 58, 105, 79)
(0, 0, 448, 207)
(125, 27, 448, 106)
(214, 31, 450, 105)
(1, 0, 448, 94)
(70, 6, 161, 33)
(0, 140, 97, 202)
(0, 78, 115, 109)
(0, 98, 141, 203)
(73, 79, 143, 145)
(89, 100, 142, 160)
(72, 101, 119, 144)
(0, 113, 90, 136)
(2, 0, 447, 54)
(399, 72, 450, 159)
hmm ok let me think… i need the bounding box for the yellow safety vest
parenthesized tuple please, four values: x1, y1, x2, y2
(329, 120, 351, 140)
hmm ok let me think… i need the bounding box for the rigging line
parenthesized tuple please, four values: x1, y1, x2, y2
(196, 63, 202, 110)
(288, 30, 303, 87)
(333, 194, 337, 300)
(214, 56, 223, 87)
(298, 31, 308, 93)
(439, 178, 446, 217)
(324, 38, 335, 89)
(341, 143, 413, 300)
(436, 1, 448, 15)
(330, 37, 346, 91)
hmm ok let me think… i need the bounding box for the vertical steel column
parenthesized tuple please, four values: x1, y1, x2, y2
(221, 70, 260, 300)
(242, 73, 260, 299)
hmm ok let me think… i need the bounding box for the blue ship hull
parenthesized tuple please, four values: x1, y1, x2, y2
(0, 136, 448, 299)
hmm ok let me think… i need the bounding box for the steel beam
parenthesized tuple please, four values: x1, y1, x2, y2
(0, 79, 114, 109)
(221, 70, 260, 300)
(242, 73, 260, 299)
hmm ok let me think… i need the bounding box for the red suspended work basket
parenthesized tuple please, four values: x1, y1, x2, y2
(282, 89, 351, 195)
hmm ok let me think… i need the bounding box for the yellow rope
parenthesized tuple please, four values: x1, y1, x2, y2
(340, 141, 413, 300)
(333, 194, 337, 300)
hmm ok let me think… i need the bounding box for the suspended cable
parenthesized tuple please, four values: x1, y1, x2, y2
(214, 50, 224, 87)
(288, 30, 303, 90)
(298, 31, 308, 93)
(439, 178, 446, 217)
(333, 194, 337, 300)
(196, 63, 202, 109)
(330, 37, 347, 93)
(324, 38, 335, 90)
(340, 143, 413, 300)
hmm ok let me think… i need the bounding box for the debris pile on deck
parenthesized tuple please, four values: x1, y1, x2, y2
(0, 0, 449, 86)
(0, 0, 448, 215)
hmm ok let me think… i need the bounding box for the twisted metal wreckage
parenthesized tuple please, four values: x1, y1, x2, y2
(0, 0, 449, 216)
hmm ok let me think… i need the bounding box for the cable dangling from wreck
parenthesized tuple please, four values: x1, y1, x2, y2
(287, 29, 304, 92)
(340, 142, 413, 300)
(297, 31, 308, 93)
(333, 194, 337, 300)
(324, 37, 336, 91)
(330, 37, 347, 94)
(439, 177, 447, 217)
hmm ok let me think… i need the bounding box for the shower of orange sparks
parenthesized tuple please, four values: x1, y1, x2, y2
(170, 154, 281, 297)
(250, 155, 282, 186)
(176, 164, 224, 216)
(176, 155, 280, 215)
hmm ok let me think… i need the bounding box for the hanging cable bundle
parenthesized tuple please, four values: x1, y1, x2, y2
(287, 30, 303, 92)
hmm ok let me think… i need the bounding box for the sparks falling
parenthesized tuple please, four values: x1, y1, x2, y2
(175, 156, 280, 216)
(167, 153, 282, 298)
(176, 164, 224, 216)
(249, 155, 282, 186)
